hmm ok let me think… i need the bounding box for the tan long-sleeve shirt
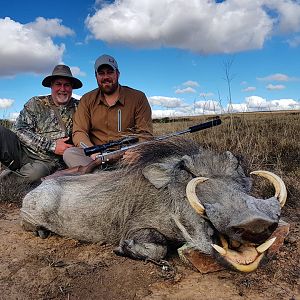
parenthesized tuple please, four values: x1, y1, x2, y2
(73, 85, 153, 147)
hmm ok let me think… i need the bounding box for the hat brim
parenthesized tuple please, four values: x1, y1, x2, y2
(96, 63, 117, 72)
(42, 75, 83, 89)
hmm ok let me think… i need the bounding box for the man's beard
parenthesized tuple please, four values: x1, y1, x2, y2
(53, 93, 71, 105)
(99, 80, 119, 95)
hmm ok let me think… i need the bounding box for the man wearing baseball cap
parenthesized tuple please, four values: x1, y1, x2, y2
(0, 64, 83, 183)
(63, 54, 153, 167)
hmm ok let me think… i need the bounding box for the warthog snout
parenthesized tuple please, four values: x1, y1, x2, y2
(228, 215, 279, 244)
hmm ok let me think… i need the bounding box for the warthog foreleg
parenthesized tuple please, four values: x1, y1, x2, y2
(114, 228, 168, 261)
(21, 219, 51, 239)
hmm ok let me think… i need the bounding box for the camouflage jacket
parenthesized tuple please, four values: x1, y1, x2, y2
(13, 95, 79, 163)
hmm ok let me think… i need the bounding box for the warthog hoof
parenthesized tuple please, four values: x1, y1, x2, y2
(36, 228, 50, 239)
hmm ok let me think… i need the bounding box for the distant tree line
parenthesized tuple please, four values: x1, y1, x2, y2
(152, 117, 191, 123)
(0, 119, 13, 129)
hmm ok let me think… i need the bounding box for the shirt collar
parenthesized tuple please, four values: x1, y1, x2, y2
(98, 85, 125, 106)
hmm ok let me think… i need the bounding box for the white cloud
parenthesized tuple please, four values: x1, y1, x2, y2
(85, 0, 300, 54)
(227, 103, 249, 113)
(175, 87, 196, 94)
(8, 112, 19, 121)
(150, 95, 299, 118)
(244, 95, 299, 111)
(257, 73, 293, 82)
(152, 109, 183, 118)
(26, 17, 74, 37)
(221, 96, 299, 113)
(183, 81, 199, 87)
(152, 105, 218, 118)
(200, 92, 214, 98)
(0, 17, 74, 77)
(70, 66, 86, 77)
(72, 93, 82, 100)
(267, 0, 300, 33)
(242, 86, 256, 92)
(0, 98, 14, 109)
(266, 84, 286, 90)
(246, 95, 268, 109)
(287, 35, 300, 47)
(269, 99, 299, 110)
(195, 100, 222, 112)
(148, 96, 185, 108)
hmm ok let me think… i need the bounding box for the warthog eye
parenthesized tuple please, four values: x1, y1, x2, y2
(268, 223, 278, 233)
(232, 227, 245, 236)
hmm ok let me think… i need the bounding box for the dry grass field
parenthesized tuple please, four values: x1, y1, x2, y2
(0, 111, 299, 299)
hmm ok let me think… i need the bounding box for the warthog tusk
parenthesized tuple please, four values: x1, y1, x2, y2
(211, 244, 227, 255)
(250, 170, 287, 207)
(220, 235, 229, 250)
(186, 177, 208, 215)
(256, 237, 276, 253)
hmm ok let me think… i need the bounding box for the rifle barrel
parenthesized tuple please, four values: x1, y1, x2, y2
(155, 118, 221, 140)
(189, 118, 221, 133)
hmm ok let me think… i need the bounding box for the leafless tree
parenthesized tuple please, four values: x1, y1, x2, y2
(222, 57, 236, 126)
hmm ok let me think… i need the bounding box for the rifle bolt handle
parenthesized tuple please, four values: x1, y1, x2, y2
(101, 158, 109, 164)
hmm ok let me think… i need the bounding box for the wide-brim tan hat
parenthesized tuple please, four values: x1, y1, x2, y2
(42, 65, 83, 89)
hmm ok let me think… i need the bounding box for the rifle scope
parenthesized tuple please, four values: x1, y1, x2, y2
(84, 136, 139, 156)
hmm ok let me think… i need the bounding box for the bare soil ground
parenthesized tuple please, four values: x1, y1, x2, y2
(0, 202, 299, 300)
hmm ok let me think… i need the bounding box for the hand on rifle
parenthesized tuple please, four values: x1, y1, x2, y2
(54, 137, 74, 155)
(90, 153, 99, 161)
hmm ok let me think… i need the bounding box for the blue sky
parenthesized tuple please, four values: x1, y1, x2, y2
(0, 0, 299, 120)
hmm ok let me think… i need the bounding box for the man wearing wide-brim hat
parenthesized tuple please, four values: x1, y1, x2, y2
(0, 64, 83, 183)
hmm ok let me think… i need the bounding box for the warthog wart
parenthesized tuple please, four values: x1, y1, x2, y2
(20, 138, 286, 272)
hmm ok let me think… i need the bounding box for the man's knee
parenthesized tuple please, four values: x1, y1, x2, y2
(63, 147, 93, 168)
(18, 161, 56, 183)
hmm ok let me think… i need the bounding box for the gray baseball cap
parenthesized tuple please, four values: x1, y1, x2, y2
(94, 54, 118, 72)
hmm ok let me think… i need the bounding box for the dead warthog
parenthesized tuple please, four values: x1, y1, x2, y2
(20, 139, 287, 272)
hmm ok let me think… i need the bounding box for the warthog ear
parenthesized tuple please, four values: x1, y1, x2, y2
(142, 158, 181, 188)
(225, 151, 238, 164)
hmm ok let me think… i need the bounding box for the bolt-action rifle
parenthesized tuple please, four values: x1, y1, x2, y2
(43, 118, 221, 180)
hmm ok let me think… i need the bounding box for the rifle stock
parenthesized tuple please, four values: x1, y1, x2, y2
(42, 148, 126, 181)
(42, 158, 104, 181)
